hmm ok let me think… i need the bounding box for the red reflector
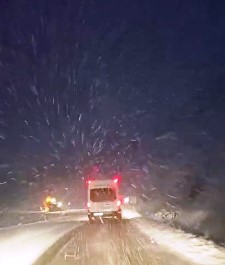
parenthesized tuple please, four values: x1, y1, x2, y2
(117, 200, 121, 207)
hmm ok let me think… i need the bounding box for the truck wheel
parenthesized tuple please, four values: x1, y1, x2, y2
(117, 213, 122, 222)
(88, 215, 94, 224)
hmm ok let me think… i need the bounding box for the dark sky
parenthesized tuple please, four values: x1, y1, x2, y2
(0, 0, 225, 182)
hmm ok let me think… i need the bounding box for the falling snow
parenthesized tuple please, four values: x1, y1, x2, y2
(0, 0, 224, 251)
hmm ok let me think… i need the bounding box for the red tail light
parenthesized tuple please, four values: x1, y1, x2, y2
(85, 179, 92, 185)
(113, 178, 118, 184)
(113, 174, 121, 184)
(117, 200, 121, 207)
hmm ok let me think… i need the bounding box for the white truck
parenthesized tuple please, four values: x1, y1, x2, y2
(87, 178, 122, 223)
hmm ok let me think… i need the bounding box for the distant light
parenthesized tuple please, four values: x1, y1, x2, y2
(45, 196, 52, 203)
(124, 197, 130, 204)
(117, 200, 121, 207)
(88, 180, 92, 184)
(57, 202, 62, 207)
(51, 197, 56, 204)
(87, 202, 91, 208)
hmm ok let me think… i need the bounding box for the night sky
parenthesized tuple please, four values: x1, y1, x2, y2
(0, 0, 225, 186)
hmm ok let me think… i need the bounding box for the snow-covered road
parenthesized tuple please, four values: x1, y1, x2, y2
(0, 209, 225, 265)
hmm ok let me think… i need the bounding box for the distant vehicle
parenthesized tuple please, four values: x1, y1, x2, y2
(40, 196, 63, 212)
(87, 178, 122, 223)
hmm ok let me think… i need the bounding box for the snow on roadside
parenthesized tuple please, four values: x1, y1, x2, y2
(135, 218, 225, 265)
(0, 211, 47, 228)
(0, 221, 82, 265)
(0, 209, 87, 228)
